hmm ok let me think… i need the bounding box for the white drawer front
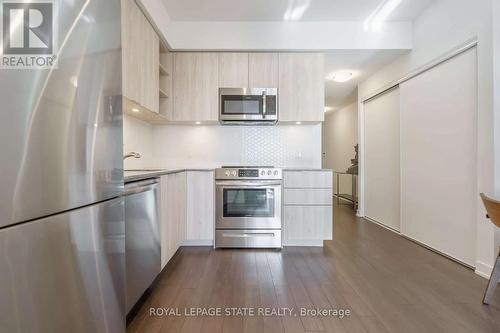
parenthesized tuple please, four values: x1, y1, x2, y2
(283, 171, 332, 188)
(284, 188, 332, 205)
(284, 206, 332, 241)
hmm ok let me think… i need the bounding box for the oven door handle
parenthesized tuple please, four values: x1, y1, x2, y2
(222, 232, 277, 238)
(216, 181, 282, 187)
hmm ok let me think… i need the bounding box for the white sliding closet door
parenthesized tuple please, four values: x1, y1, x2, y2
(364, 88, 401, 231)
(400, 48, 477, 266)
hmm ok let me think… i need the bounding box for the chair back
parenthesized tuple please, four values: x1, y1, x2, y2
(480, 193, 500, 228)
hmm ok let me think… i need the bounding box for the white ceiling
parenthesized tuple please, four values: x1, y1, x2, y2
(324, 49, 408, 110)
(156, 0, 428, 109)
(162, 0, 434, 22)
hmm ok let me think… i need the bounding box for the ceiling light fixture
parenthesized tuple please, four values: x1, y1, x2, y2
(284, 0, 312, 21)
(324, 106, 334, 113)
(195, 121, 201, 125)
(364, 0, 402, 32)
(131, 108, 140, 113)
(327, 70, 354, 83)
(295, 121, 302, 125)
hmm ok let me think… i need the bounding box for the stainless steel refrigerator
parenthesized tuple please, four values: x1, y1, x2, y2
(0, 0, 125, 332)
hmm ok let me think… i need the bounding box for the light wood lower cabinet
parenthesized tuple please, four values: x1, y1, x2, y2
(283, 170, 332, 188)
(160, 171, 214, 269)
(283, 170, 333, 246)
(284, 206, 332, 241)
(186, 171, 214, 244)
(160, 172, 186, 269)
(284, 188, 333, 205)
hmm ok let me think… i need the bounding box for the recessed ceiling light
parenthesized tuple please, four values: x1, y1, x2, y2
(327, 70, 354, 83)
(195, 121, 201, 125)
(295, 121, 302, 125)
(324, 106, 333, 113)
(131, 108, 140, 113)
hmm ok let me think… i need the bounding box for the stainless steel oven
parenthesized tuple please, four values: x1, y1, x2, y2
(215, 167, 282, 248)
(219, 88, 278, 125)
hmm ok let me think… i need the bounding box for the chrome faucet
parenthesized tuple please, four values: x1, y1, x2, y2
(123, 152, 141, 160)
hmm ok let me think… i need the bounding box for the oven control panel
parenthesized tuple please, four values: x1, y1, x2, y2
(215, 168, 282, 180)
(239, 169, 259, 178)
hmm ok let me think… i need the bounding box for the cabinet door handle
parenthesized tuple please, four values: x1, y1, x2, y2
(262, 91, 267, 118)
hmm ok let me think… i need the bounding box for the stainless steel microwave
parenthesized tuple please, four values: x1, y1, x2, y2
(219, 88, 278, 125)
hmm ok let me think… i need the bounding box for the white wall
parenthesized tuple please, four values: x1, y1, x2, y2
(138, 0, 413, 51)
(322, 103, 358, 193)
(151, 124, 322, 169)
(358, 0, 496, 278)
(123, 115, 154, 169)
(163, 21, 412, 51)
(494, 0, 500, 256)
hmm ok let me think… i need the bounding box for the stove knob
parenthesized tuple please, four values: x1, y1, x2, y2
(225, 170, 231, 176)
(231, 170, 237, 176)
(260, 170, 266, 176)
(273, 170, 278, 176)
(267, 170, 272, 175)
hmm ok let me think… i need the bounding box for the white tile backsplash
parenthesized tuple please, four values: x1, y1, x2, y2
(123, 116, 322, 169)
(123, 115, 154, 169)
(152, 124, 322, 169)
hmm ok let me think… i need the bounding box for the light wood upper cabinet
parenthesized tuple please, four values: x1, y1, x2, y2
(162, 51, 324, 123)
(249, 53, 278, 88)
(279, 53, 325, 122)
(219, 52, 278, 88)
(173, 53, 219, 122)
(159, 49, 173, 120)
(121, 0, 159, 113)
(121, 0, 141, 104)
(218, 53, 248, 88)
(141, 15, 159, 113)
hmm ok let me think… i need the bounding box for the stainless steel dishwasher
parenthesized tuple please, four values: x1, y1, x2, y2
(125, 178, 161, 314)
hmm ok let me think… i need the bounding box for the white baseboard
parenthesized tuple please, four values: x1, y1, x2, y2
(283, 239, 324, 247)
(475, 261, 494, 280)
(183, 239, 325, 247)
(182, 239, 213, 246)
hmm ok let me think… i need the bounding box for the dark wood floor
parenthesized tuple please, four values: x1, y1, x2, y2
(128, 204, 500, 333)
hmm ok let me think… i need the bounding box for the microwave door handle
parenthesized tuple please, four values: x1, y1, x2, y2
(262, 91, 266, 118)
